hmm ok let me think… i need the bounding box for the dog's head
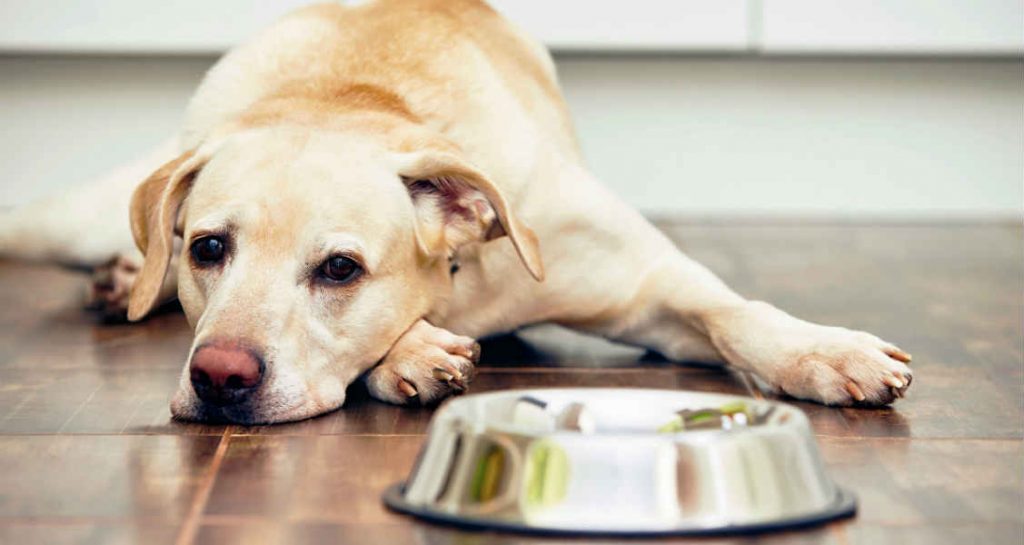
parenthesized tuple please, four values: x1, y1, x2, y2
(127, 128, 542, 423)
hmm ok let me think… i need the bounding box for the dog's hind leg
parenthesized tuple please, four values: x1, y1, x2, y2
(1, 137, 180, 317)
(86, 250, 179, 320)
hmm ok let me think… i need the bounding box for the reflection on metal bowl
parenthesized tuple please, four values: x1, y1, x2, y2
(384, 388, 855, 536)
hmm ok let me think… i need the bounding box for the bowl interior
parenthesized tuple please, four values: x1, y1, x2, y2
(438, 388, 794, 436)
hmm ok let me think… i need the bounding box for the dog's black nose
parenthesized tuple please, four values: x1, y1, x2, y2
(190, 342, 264, 406)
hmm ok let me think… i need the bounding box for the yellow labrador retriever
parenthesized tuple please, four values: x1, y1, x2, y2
(0, 0, 912, 423)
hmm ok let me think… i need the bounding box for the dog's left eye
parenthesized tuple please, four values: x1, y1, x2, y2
(319, 256, 362, 284)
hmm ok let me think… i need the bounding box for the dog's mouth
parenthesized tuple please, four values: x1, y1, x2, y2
(170, 389, 319, 425)
(180, 403, 264, 425)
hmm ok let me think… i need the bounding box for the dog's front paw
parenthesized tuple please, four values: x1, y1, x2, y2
(365, 320, 480, 405)
(771, 328, 913, 406)
(713, 302, 913, 406)
(86, 253, 140, 320)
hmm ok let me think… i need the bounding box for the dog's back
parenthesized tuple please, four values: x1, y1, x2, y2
(182, 0, 581, 184)
(0, 0, 580, 268)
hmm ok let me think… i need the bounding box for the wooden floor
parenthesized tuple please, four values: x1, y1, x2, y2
(0, 222, 1021, 545)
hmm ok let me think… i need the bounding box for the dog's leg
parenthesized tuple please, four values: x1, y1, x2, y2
(364, 319, 481, 405)
(86, 249, 179, 320)
(580, 250, 913, 406)
(523, 166, 912, 406)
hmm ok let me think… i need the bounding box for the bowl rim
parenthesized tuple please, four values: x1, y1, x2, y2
(383, 482, 857, 537)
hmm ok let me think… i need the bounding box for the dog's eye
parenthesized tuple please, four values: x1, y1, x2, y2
(191, 236, 226, 266)
(319, 256, 362, 284)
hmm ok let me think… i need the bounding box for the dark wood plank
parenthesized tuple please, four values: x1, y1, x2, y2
(0, 435, 220, 519)
(0, 367, 225, 435)
(842, 523, 1024, 545)
(0, 523, 178, 545)
(203, 435, 422, 521)
(821, 438, 1023, 525)
(195, 521, 840, 545)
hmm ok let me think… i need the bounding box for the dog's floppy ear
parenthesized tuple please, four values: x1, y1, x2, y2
(395, 151, 544, 281)
(127, 149, 206, 321)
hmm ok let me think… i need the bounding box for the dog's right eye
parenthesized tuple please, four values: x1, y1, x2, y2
(191, 236, 226, 266)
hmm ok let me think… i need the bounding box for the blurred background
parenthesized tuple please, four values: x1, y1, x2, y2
(0, 0, 1021, 219)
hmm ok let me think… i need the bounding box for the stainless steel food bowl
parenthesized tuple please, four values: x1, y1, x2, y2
(384, 388, 855, 536)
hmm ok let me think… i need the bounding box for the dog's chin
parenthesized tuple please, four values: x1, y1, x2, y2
(169, 390, 340, 425)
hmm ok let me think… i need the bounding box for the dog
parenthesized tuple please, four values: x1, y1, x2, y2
(0, 0, 912, 423)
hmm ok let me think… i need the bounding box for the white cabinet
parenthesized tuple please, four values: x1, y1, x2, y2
(0, 0, 310, 53)
(760, 0, 1024, 55)
(488, 0, 751, 52)
(0, 0, 1020, 56)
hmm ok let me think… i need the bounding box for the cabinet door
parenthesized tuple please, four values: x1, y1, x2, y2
(760, 0, 1024, 55)
(488, 0, 751, 52)
(0, 0, 315, 53)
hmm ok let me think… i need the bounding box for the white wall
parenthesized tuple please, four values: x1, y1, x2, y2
(560, 57, 1024, 217)
(1, 54, 1020, 217)
(0, 56, 201, 208)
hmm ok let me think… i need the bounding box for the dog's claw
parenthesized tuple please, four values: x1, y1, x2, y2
(432, 368, 455, 382)
(886, 347, 913, 364)
(845, 382, 866, 402)
(432, 367, 468, 392)
(398, 380, 418, 398)
(882, 375, 905, 389)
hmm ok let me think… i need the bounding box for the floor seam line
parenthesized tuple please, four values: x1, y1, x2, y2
(175, 427, 232, 545)
(0, 391, 37, 426)
(117, 391, 146, 434)
(56, 384, 102, 434)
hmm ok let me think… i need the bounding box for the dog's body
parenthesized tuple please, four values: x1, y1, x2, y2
(0, 0, 912, 423)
